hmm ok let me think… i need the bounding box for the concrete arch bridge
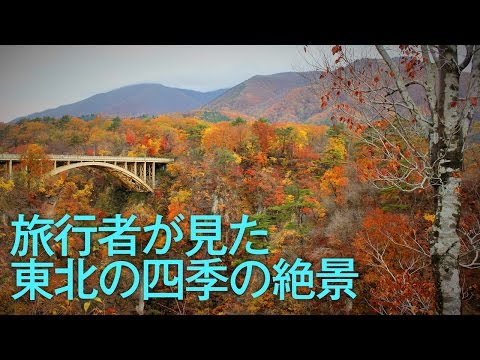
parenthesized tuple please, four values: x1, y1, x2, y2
(0, 154, 174, 192)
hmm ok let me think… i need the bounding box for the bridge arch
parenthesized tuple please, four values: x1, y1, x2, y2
(49, 161, 154, 192)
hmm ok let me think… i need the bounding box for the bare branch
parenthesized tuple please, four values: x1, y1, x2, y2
(428, 45, 440, 66)
(461, 45, 480, 143)
(421, 45, 438, 125)
(459, 216, 480, 269)
(385, 80, 427, 97)
(375, 45, 431, 131)
(458, 45, 474, 71)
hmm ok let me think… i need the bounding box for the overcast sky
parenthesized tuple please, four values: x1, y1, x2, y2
(0, 45, 386, 122)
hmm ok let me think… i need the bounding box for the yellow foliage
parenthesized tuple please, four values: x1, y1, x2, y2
(176, 189, 191, 203)
(281, 170, 293, 186)
(423, 213, 435, 223)
(324, 136, 347, 163)
(73, 183, 93, 200)
(0, 178, 14, 192)
(297, 129, 308, 148)
(232, 153, 242, 165)
(313, 206, 327, 219)
(37, 180, 47, 194)
(285, 194, 295, 203)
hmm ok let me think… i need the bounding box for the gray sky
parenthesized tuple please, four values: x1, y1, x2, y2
(0, 45, 316, 122)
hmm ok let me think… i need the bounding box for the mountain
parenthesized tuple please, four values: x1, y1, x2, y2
(13, 63, 476, 125)
(204, 61, 475, 124)
(13, 84, 227, 122)
(205, 72, 312, 111)
(203, 71, 326, 122)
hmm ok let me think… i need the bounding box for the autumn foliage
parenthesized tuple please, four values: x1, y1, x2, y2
(0, 112, 478, 315)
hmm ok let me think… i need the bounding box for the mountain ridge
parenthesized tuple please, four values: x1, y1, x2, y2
(11, 63, 475, 125)
(12, 83, 227, 122)
(203, 60, 474, 123)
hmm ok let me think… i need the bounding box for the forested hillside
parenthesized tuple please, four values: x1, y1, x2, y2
(1, 114, 478, 314)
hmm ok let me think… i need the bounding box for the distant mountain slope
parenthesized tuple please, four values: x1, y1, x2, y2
(13, 84, 227, 122)
(204, 62, 474, 124)
(203, 70, 347, 123)
(13, 65, 476, 125)
(205, 72, 313, 116)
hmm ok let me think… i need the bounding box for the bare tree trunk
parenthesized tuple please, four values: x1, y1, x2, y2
(375, 44, 475, 314)
(212, 193, 219, 214)
(431, 176, 461, 314)
(136, 269, 145, 315)
(429, 45, 463, 314)
(312, 44, 479, 314)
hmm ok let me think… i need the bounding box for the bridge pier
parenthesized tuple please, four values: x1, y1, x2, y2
(152, 163, 155, 188)
(9, 160, 12, 178)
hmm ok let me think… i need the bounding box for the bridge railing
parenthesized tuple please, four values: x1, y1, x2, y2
(0, 154, 21, 160)
(0, 154, 174, 163)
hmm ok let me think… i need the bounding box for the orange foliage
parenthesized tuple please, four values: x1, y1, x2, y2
(319, 166, 349, 204)
(252, 120, 274, 153)
(353, 209, 435, 314)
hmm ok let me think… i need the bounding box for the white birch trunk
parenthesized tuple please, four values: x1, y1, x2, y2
(376, 45, 480, 314)
(428, 45, 463, 314)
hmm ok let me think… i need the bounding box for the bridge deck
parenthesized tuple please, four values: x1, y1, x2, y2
(0, 154, 174, 192)
(0, 154, 174, 163)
